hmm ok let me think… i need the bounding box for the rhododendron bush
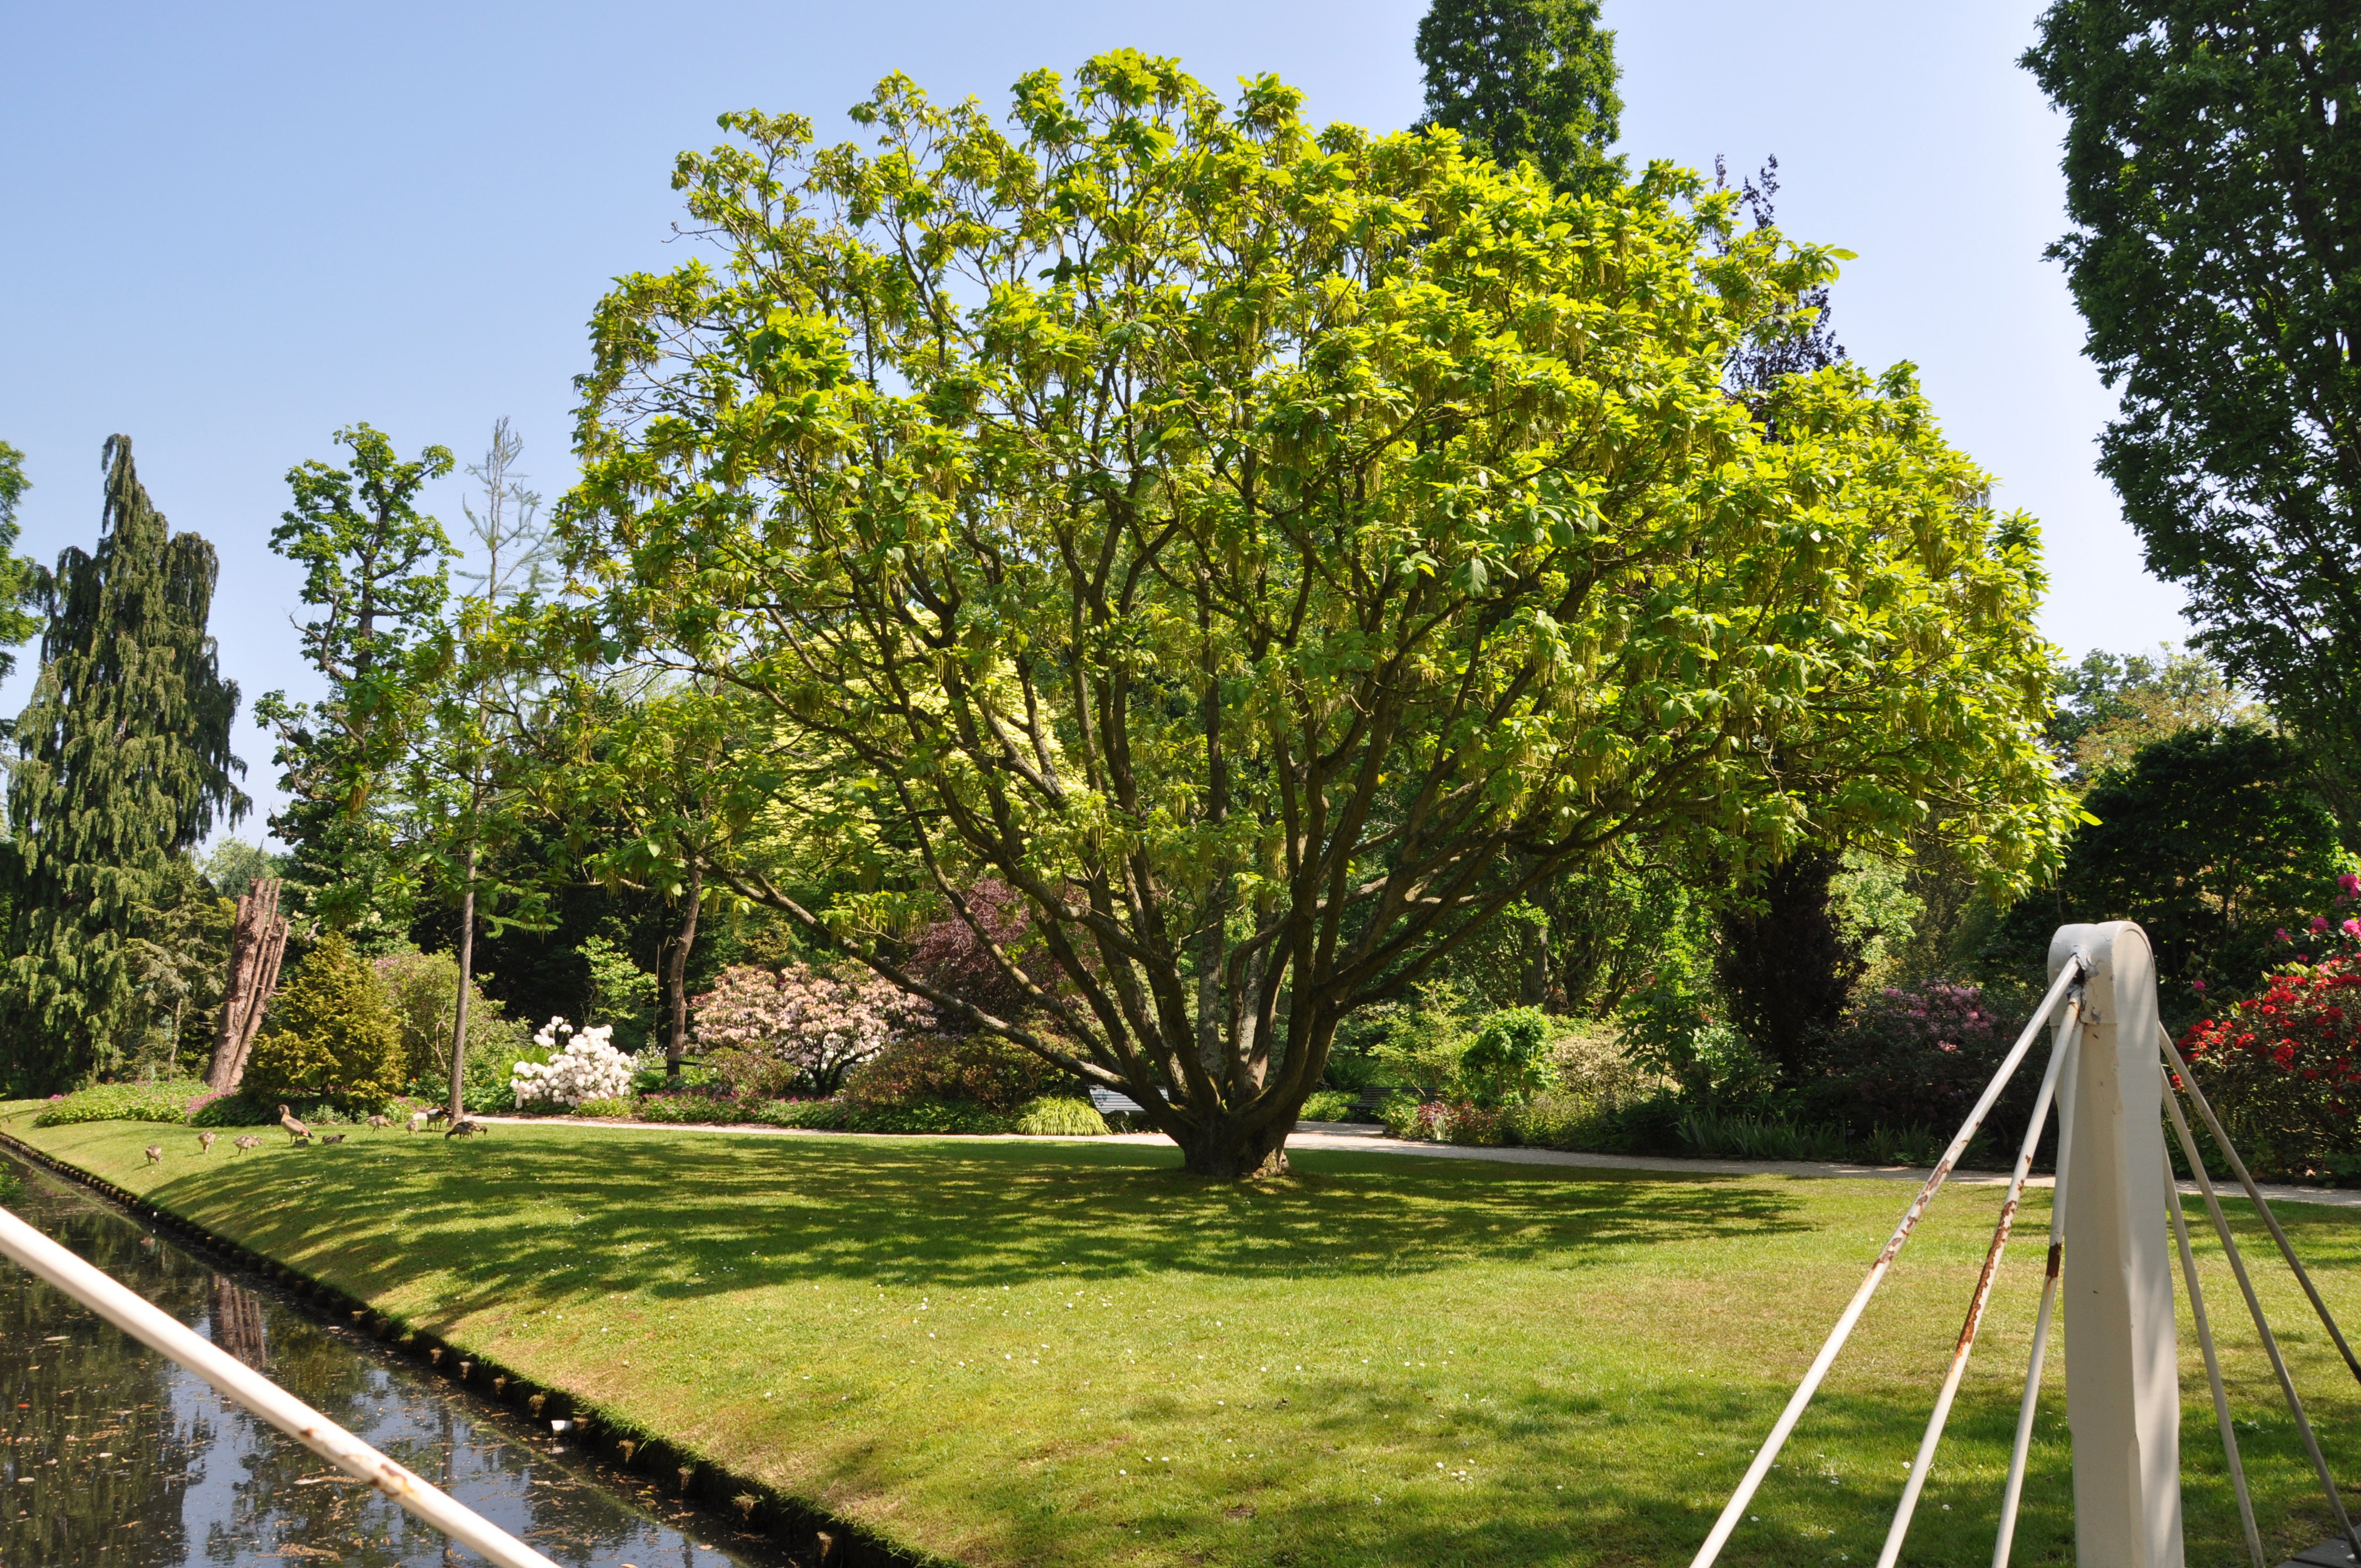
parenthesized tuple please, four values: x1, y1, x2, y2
(692, 963, 933, 1097)
(2179, 902, 2361, 1181)
(511, 1019, 634, 1109)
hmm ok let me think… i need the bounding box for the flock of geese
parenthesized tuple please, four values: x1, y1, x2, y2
(140, 1104, 486, 1168)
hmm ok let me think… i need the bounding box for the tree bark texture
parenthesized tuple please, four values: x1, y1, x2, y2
(663, 859, 702, 1076)
(447, 842, 479, 1125)
(205, 879, 288, 1093)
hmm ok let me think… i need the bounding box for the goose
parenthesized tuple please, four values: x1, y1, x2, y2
(198, 1131, 217, 1153)
(278, 1104, 311, 1145)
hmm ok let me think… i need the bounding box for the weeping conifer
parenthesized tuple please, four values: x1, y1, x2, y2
(0, 436, 247, 1091)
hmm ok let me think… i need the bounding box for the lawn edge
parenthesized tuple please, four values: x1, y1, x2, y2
(0, 1119, 961, 1568)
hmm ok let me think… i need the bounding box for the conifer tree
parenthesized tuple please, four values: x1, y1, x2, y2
(0, 443, 47, 693)
(1416, 0, 1624, 194)
(0, 437, 247, 1091)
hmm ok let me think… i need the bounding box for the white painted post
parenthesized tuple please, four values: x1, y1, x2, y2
(2048, 922, 2183, 1568)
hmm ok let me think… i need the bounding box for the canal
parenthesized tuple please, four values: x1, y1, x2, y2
(0, 1147, 775, 1567)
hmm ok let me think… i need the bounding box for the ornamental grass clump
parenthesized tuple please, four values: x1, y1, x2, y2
(511, 1019, 635, 1110)
(2179, 901, 2361, 1182)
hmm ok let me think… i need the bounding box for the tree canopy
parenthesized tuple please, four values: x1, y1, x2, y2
(1416, 0, 1624, 195)
(2024, 2, 2361, 802)
(564, 55, 2068, 1175)
(1, 437, 246, 1091)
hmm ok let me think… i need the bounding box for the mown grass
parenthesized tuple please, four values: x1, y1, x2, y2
(15, 1113, 2361, 1567)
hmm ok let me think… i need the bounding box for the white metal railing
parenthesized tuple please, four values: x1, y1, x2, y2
(1689, 923, 2361, 1567)
(0, 1205, 561, 1568)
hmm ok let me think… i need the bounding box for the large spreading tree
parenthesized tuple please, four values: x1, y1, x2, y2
(564, 56, 2071, 1177)
(2024, 3, 2361, 807)
(0, 437, 246, 1091)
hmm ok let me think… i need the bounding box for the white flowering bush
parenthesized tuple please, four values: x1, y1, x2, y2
(693, 962, 934, 1097)
(510, 1017, 635, 1110)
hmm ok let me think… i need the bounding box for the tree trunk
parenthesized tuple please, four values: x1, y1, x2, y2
(447, 842, 479, 1124)
(663, 860, 702, 1077)
(206, 879, 289, 1093)
(1174, 1116, 1292, 1179)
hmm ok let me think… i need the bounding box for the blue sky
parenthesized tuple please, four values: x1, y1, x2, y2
(0, 1, 2186, 843)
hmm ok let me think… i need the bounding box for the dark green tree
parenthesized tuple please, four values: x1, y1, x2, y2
(2023, 4, 2361, 807)
(1991, 725, 2350, 1003)
(259, 423, 454, 941)
(0, 437, 247, 1091)
(1416, 0, 1624, 194)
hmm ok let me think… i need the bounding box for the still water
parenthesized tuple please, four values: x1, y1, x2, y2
(0, 1148, 770, 1567)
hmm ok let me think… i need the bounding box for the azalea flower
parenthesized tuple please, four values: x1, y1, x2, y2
(2312, 916, 2333, 934)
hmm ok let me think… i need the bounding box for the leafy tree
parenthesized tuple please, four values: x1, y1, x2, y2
(2047, 641, 2261, 781)
(1994, 725, 2352, 999)
(565, 58, 2071, 1177)
(0, 437, 246, 1092)
(0, 442, 44, 691)
(198, 836, 282, 902)
(260, 424, 454, 938)
(1416, 0, 1624, 194)
(2023, 5, 2361, 804)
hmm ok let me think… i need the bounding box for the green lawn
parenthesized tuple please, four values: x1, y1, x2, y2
(15, 1114, 2361, 1567)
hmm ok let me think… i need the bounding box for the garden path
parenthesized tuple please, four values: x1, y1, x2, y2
(476, 1114, 2361, 1210)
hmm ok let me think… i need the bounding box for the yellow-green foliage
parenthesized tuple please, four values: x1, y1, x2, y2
(244, 933, 403, 1101)
(1013, 1095, 1110, 1136)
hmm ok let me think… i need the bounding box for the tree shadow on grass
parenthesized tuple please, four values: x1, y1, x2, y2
(145, 1127, 1824, 1315)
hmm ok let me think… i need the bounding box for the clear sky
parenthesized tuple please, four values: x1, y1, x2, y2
(0, 1, 2188, 845)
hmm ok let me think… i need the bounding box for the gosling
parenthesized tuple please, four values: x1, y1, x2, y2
(366, 1114, 390, 1132)
(231, 1135, 260, 1154)
(198, 1131, 217, 1153)
(406, 1112, 427, 1133)
(144, 1145, 163, 1166)
(278, 1104, 311, 1146)
(320, 1132, 347, 1146)
(444, 1117, 484, 1139)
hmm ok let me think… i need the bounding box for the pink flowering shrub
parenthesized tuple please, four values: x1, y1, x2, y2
(2179, 915, 2361, 1181)
(691, 962, 934, 1097)
(1812, 980, 2031, 1134)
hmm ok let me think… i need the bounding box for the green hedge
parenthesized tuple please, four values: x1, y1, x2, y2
(33, 1084, 199, 1128)
(1299, 1088, 1354, 1121)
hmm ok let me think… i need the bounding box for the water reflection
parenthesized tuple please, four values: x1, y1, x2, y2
(1, 1150, 766, 1566)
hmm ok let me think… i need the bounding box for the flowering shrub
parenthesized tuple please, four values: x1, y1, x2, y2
(510, 1019, 635, 1110)
(2178, 916, 2361, 1181)
(693, 963, 933, 1097)
(1811, 980, 2030, 1133)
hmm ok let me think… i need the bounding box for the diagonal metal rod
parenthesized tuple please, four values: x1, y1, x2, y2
(2158, 1023, 2361, 1390)
(1877, 1000, 2078, 1567)
(1992, 1018, 2080, 1568)
(2162, 1137, 2264, 1568)
(0, 1206, 561, 1568)
(1689, 955, 2084, 1568)
(2159, 1065, 2361, 1558)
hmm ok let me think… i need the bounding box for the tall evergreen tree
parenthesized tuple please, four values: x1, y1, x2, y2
(0, 437, 246, 1091)
(1416, 0, 1625, 194)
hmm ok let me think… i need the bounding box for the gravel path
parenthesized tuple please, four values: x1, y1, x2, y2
(478, 1114, 2361, 1211)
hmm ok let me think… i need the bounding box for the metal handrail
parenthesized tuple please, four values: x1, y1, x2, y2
(0, 1205, 561, 1568)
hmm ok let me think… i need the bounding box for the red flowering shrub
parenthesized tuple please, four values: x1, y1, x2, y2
(2178, 937, 2361, 1181)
